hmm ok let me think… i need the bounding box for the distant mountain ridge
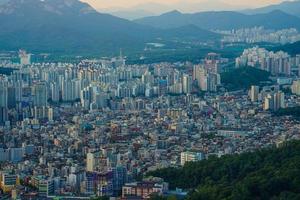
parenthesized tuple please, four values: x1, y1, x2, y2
(0, 0, 151, 54)
(0, 0, 101, 16)
(135, 10, 300, 31)
(4, 0, 298, 55)
(109, 9, 156, 20)
(160, 24, 220, 41)
(0, 0, 219, 55)
(243, 0, 300, 18)
(100, 0, 246, 20)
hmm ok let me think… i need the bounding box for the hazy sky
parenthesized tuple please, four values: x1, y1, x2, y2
(81, 0, 285, 9)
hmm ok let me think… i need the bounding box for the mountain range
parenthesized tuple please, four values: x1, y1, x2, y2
(103, 0, 245, 20)
(100, 3, 170, 20)
(243, 0, 300, 18)
(0, 0, 150, 54)
(102, 0, 300, 21)
(1, 0, 300, 55)
(0, 0, 220, 55)
(134, 10, 300, 30)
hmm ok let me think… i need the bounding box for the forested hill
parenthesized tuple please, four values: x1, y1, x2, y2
(221, 67, 271, 91)
(148, 140, 300, 200)
(272, 41, 300, 56)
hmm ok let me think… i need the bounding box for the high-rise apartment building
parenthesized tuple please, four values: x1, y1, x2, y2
(250, 86, 260, 102)
(33, 83, 48, 107)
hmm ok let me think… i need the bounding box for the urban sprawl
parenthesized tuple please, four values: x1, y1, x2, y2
(1, 46, 300, 199)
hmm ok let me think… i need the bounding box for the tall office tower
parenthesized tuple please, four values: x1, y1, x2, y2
(182, 74, 192, 94)
(33, 83, 48, 107)
(193, 65, 201, 81)
(7, 86, 16, 109)
(50, 82, 60, 102)
(194, 64, 220, 92)
(296, 55, 300, 66)
(250, 86, 260, 102)
(264, 92, 285, 111)
(264, 94, 274, 111)
(274, 92, 285, 111)
(62, 80, 73, 102)
(15, 81, 23, 102)
(58, 75, 64, 90)
(281, 58, 291, 76)
(199, 74, 208, 92)
(0, 107, 8, 125)
(204, 53, 221, 73)
(48, 107, 54, 122)
(0, 81, 8, 124)
(207, 73, 219, 92)
(292, 80, 300, 95)
(86, 153, 95, 172)
(80, 88, 91, 110)
(168, 69, 180, 85)
(193, 65, 207, 91)
(0, 81, 8, 108)
(142, 71, 154, 85)
(65, 68, 75, 81)
(71, 79, 81, 100)
(19, 50, 31, 65)
(158, 79, 168, 96)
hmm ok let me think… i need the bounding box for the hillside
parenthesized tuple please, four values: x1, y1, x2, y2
(135, 10, 300, 30)
(243, 0, 300, 18)
(0, 0, 219, 55)
(160, 25, 221, 41)
(272, 41, 300, 56)
(276, 106, 300, 118)
(0, 0, 156, 55)
(148, 140, 300, 200)
(221, 67, 271, 91)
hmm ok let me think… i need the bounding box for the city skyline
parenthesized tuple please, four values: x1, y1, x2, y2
(1, 0, 300, 199)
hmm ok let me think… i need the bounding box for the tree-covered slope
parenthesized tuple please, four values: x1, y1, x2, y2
(0, 0, 220, 55)
(221, 67, 271, 91)
(276, 106, 300, 118)
(148, 140, 300, 200)
(272, 41, 300, 56)
(0, 0, 153, 54)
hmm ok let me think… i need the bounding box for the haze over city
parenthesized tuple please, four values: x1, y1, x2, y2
(1, 0, 300, 199)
